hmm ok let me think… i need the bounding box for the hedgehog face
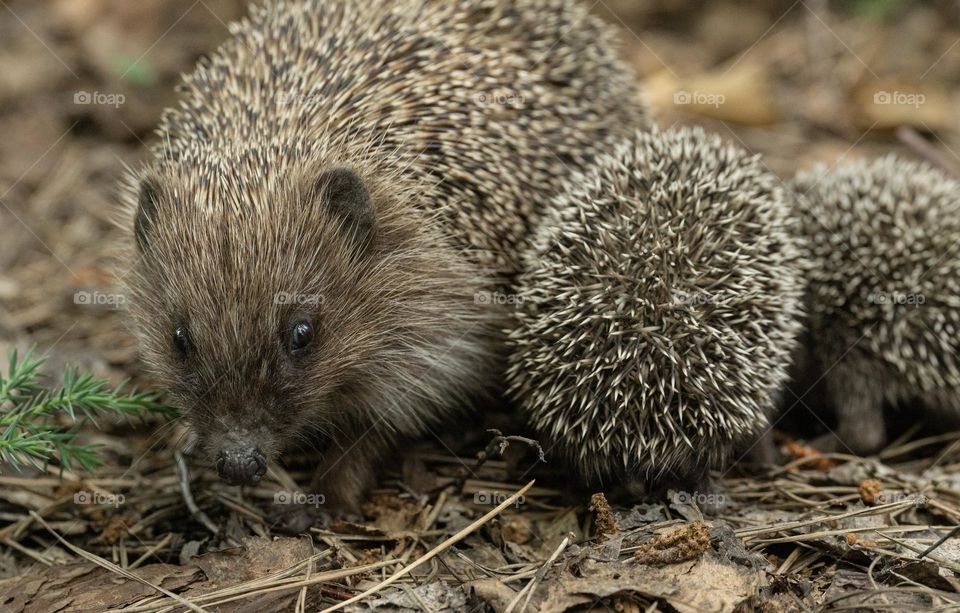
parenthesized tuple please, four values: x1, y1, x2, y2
(124, 164, 488, 485)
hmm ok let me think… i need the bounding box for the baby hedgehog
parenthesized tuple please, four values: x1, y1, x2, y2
(121, 0, 647, 511)
(507, 127, 804, 494)
(790, 155, 960, 454)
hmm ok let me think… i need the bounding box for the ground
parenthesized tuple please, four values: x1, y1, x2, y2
(1, 0, 960, 610)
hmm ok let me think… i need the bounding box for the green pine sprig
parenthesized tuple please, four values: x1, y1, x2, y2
(0, 347, 177, 473)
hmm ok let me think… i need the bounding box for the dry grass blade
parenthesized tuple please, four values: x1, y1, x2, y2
(149, 560, 396, 613)
(505, 532, 572, 613)
(29, 511, 209, 613)
(320, 479, 536, 613)
(735, 500, 918, 540)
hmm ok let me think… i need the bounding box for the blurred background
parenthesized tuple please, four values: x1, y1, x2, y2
(0, 0, 958, 382)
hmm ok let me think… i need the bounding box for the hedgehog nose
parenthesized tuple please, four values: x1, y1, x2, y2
(216, 447, 267, 485)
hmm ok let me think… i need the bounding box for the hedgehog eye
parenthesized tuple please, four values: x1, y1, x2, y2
(172, 325, 191, 357)
(289, 321, 313, 354)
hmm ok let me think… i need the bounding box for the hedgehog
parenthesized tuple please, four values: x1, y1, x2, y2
(788, 155, 960, 455)
(506, 127, 805, 495)
(120, 0, 648, 511)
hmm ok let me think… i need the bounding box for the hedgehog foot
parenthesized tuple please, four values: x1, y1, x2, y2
(742, 428, 782, 467)
(306, 435, 380, 515)
(823, 362, 887, 455)
(810, 423, 886, 457)
(682, 474, 730, 515)
(621, 470, 730, 514)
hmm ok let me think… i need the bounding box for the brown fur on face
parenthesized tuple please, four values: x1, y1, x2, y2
(124, 156, 502, 508)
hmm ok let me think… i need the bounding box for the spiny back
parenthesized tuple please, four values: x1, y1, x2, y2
(508, 127, 804, 482)
(792, 155, 960, 392)
(154, 0, 648, 273)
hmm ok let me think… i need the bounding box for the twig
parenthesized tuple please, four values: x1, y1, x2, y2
(128, 533, 173, 570)
(174, 445, 221, 539)
(897, 127, 960, 178)
(127, 559, 393, 612)
(30, 511, 208, 613)
(876, 533, 960, 574)
(455, 430, 545, 493)
(320, 480, 536, 613)
(505, 532, 572, 613)
(918, 525, 960, 561)
(736, 500, 918, 540)
(296, 536, 313, 613)
(0, 537, 54, 566)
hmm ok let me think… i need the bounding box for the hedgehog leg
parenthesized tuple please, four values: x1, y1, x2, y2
(743, 428, 780, 466)
(307, 431, 382, 515)
(630, 465, 729, 514)
(822, 361, 887, 455)
(269, 434, 380, 533)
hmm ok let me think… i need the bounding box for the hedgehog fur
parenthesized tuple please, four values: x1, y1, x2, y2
(120, 0, 648, 510)
(790, 155, 960, 454)
(506, 126, 805, 491)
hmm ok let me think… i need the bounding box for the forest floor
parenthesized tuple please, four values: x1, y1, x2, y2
(2, 0, 960, 610)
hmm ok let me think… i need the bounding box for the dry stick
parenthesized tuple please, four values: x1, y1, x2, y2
(296, 535, 313, 613)
(736, 500, 917, 539)
(420, 490, 448, 532)
(29, 511, 208, 613)
(0, 493, 75, 541)
(128, 533, 173, 570)
(918, 525, 960, 561)
(320, 480, 535, 613)
(121, 551, 333, 612)
(920, 498, 960, 559)
(897, 127, 960, 179)
(876, 533, 960, 574)
(879, 431, 960, 461)
(0, 537, 54, 566)
(505, 532, 572, 613)
(178, 562, 397, 613)
(454, 431, 544, 492)
(173, 446, 221, 539)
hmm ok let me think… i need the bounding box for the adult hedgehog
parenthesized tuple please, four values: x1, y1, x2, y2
(791, 155, 960, 454)
(121, 0, 647, 510)
(507, 127, 804, 494)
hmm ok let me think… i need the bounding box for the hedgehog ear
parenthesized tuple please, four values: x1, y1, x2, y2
(134, 178, 160, 252)
(316, 167, 376, 251)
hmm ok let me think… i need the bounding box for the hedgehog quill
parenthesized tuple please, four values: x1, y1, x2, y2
(120, 0, 646, 511)
(790, 155, 960, 454)
(507, 127, 805, 496)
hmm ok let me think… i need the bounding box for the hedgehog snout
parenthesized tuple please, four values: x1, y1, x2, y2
(216, 446, 267, 485)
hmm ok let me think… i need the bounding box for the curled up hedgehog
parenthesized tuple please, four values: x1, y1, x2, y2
(506, 127, 805, 496)
(789, 155, 960, 455)
(121, 0, 647, 513)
